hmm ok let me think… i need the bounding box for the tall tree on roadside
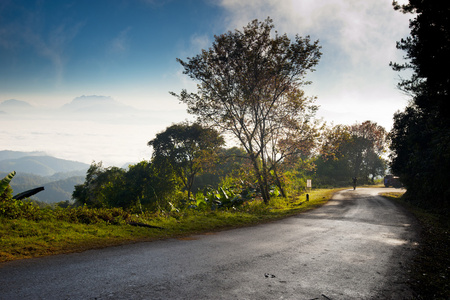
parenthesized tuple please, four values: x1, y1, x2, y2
(316, 121, 387, 185)
(123, 161, 180, 212)
(389, 1, 450, 210)
(315, 125, 353, 185)
(264, 87, 321, 197)
(347, 121, 387, 182)
(171, 18, 321, 203)
(73, 162, 126, 208)
(148, 122, 224, 201)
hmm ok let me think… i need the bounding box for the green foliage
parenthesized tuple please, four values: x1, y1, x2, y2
(72, 162, 125, 208)
(0, 171, 43, 220)
(192, 147, 252, 191)
(0, 171, 16, 196)
(148, 122, 224, 201)
(315, 121, 387, 186)
(189, 176, 286, 211)
(0, 195, 41, 220)
(53, 206, 131, 225)
(72, 161, 180, 212)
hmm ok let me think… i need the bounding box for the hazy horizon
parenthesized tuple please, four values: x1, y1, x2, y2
(0, 0, 412, 166)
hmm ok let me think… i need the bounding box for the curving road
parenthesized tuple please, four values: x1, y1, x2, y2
(0, 188, 418, 300)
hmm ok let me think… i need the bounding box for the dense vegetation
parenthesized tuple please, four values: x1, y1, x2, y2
(389, 0, 450, 213)
(386, 2, 450, 297)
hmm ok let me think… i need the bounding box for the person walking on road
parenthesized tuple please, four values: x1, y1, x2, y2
(352, 177, 357, 190)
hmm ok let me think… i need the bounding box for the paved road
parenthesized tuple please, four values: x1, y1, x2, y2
(0, 188, 418, 300)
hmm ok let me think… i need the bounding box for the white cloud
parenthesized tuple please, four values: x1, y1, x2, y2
(109, 27, 132, 54)
(217, 0, 412, 129)
(190, 34, 211, 53)
(219, 0, 410, 67)
(20, 19, 85, 86)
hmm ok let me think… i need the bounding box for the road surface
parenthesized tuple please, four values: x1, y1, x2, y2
(0, 187, 418, 299)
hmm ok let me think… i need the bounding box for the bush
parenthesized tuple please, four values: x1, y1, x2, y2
(54, 206, 131, 225)
(0, 187, 42, 220)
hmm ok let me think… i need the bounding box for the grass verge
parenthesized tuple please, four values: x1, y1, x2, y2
(1, 189, 335, 263)
(381, 192, 449, 300)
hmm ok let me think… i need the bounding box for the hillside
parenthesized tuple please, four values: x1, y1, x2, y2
(0, 151, 89, 203)
(0, 153, 89, 177)
(0, 172, 84, 203)
(0, 150, 47, 160)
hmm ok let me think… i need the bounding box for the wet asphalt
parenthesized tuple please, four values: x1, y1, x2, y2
(0, 187, 418, 300)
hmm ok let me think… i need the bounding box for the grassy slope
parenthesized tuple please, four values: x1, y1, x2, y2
(1, 189, 335, 263)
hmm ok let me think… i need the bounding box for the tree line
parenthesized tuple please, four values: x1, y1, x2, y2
(72, 120, 387, 212)
(389, 0, 449, 212)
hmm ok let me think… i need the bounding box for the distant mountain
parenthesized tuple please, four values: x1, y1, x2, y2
(0, 150, 47, 161)
(0, 99, 34, 114)
(61, 95, 135, 114)
(0, 171, 84, 203)
(0, 151, 89, 203)
(0, 99, 33, 109)
(0, 152, 89, 177)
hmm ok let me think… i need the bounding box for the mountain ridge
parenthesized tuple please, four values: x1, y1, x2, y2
(0, 151, 89, 177)
(0, 151, 90, 203)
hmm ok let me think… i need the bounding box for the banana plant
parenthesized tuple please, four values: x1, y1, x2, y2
(0, 171, 16, 196)
(0, 171, 45, 200)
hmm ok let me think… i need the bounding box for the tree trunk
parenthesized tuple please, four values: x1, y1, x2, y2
(250, 153, 270, 204)
(261, 159, 271, 204)
(273, 168, 287, 198)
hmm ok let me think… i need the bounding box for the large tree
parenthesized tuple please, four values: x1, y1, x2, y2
(316, 121, 387, 186)
(73, 162, 126, 208)
(348, 121, 387, 182)
(171, 18, 321, 203)
(148, 122, 224, 201)
(389, 1, 450, 210)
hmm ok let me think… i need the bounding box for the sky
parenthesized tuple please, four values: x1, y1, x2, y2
(0, 0, 412, 167)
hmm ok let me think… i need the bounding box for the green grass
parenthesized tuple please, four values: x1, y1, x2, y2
(0, 189, 334, 263)
(380, 192, 449, 300)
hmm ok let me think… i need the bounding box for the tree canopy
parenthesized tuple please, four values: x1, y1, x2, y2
(148, 122, 224, 201)
(172, 18, 322, 203)
(72, 161, 178, 211)
(316, 121, 387, 186)
(389, 0, 450, 211)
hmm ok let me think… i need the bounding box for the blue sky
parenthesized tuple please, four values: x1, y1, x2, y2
(0, 0, 411, 166)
